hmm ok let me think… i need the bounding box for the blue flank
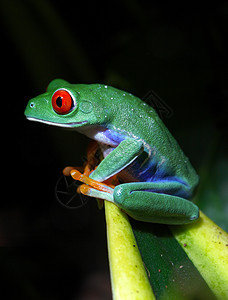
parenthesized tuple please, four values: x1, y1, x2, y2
(100, 129, 192, 200)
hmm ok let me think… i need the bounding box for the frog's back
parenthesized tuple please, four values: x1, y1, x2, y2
(104, 87, 199, 192)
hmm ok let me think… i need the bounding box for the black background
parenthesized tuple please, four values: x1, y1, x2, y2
(1, 1, 228, 299)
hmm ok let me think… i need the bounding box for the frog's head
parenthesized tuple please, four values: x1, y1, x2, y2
(24, 79, 105, 129)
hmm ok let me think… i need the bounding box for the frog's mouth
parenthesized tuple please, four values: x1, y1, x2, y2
(26, 117, 88, 128)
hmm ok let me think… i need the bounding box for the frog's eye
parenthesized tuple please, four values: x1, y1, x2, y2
(52, 90, 74, 115)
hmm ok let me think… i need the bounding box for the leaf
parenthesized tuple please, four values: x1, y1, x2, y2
(106, 202, 228, 299)
(170, 211, 228, 300)
(105, 201, 155, 300)
(132, 221, 216, 300)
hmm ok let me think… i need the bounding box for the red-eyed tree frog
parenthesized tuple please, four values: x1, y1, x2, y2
(24, 79, 199, 225)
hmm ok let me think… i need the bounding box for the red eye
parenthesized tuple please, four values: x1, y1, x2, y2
(52, 90, 74, 114)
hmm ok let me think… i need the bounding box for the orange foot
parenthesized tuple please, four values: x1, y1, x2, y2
(70, 169, 114, 194)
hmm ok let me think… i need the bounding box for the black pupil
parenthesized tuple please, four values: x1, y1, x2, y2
(56, 96, 62, 107)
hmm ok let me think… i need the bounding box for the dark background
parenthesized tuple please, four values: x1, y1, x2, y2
(1, 1, 228, 299)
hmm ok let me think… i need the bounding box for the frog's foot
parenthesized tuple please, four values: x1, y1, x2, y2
(78, 184, 114, 202)
(70, 169, 114, 203)
(63, 166, 84, 176)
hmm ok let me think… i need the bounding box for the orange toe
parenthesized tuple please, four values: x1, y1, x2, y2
(70, 169, 113, 194)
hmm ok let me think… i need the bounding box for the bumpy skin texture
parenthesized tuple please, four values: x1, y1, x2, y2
(25, 79, 199, 224)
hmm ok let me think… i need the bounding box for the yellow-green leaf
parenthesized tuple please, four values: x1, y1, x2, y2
(170, 211, 228, 300)
(105, 201, 155, 300)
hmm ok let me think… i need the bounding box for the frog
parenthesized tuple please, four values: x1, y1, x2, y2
(24, 79, 199, 224)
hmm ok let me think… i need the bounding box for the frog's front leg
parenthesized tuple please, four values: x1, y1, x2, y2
(89, 138, 144, 182)
(113, 181, 199, 225)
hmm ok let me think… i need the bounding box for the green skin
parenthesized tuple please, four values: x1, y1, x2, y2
(24, 79, 199, 225)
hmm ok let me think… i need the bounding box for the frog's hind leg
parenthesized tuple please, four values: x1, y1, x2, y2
(113, 181, 199, 225)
